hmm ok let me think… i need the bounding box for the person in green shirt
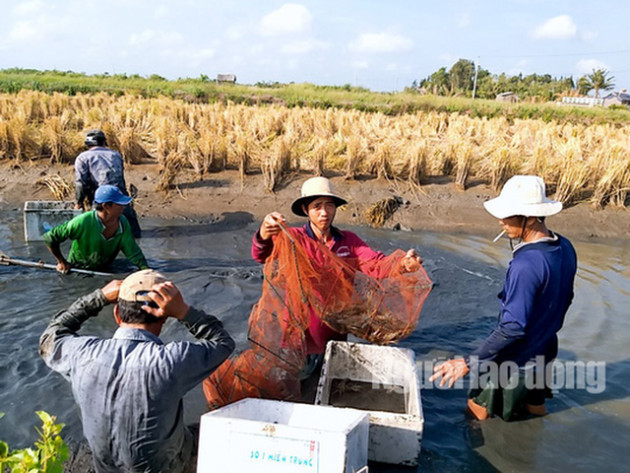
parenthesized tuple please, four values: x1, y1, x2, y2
(44, 185, 149, 273)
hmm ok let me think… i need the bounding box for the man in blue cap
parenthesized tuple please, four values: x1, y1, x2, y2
(75, 129, 142, 238)
(44, 185, 149, 273)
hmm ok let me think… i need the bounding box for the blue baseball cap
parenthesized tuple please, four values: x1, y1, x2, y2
(94, 185, 133, 205)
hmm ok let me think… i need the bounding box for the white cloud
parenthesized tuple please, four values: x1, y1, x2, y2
(507, 59, 533, 77)
(9, 20, 41, 41)
(439, 53, 457, 65)
(580, 30, 598, 41)
(457, 13, 470, 28)
(129, 30, 153, 46)
(351, 60, 369, 69)
(576, 58, 609, 75)
(145, 45, 215, 67)
(349, 33, 413, 53)
(13, 0, 45, 16)
(125, 27, 214, 68)
(227, 25, 247, 41)
(5, 13, 76, 50)
(154, 6, 169, 18)
(129, 29, 184, 47)
(260, 3, 312, 36)
(386, 63, 412, 74)
(196, 48, 215, 59)
(532, 15, 577, 40)
(178, 48, 215, 67)
(231, 55, 245, 66)
(250, 44, 266, 56)
(281, 40, 328, 55)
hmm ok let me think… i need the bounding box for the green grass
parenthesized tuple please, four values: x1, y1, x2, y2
(2, 68, 630, 125)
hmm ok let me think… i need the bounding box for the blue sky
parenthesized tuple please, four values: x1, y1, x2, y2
(1, 0, 629, 92)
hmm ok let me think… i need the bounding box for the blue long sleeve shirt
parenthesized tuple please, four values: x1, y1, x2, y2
(75, 147, 128, 205)
(39, 289, 235, 473)
(470, 233, 577, 366)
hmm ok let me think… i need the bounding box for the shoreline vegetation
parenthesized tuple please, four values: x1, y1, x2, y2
(3, 68, 630, 123)
(1, 82, 629, 211)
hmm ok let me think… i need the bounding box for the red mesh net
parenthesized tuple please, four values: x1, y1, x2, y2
(203, 227, 432, 408)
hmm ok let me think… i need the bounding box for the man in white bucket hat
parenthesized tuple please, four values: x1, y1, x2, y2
(431, 175, 577, 421)
(252, 176, 422, 370)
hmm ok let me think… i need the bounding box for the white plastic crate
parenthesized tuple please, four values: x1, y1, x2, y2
(197, 398, 369, 473)
(315, 341, 423, 466)
(23, 201, 81, 241)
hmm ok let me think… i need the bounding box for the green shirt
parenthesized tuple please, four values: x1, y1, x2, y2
(43, 210, 148, 270)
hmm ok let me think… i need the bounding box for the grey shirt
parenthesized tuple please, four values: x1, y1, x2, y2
(75, 147, 128, 205)
(39, 289, 235, 473)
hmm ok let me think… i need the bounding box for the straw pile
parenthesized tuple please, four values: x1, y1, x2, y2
(1, 90, 629, 208)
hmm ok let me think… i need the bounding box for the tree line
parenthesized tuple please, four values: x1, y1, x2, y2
(412, 59, 617, 101)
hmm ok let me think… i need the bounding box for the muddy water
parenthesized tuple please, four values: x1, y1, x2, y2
(330, 379, 407, 413)
(1, 207, 629, 472)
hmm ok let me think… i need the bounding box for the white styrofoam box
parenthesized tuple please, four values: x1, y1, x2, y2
(197, 398, 369, 473)
(23, 201, 81, 241)
(315, 341, 423, 467)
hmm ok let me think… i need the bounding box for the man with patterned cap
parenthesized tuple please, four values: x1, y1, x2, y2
(39, 269, 235, 472)
(430, 175, 577, 421)
(75, 129, 141, 238)
(44, 184, 148, 273)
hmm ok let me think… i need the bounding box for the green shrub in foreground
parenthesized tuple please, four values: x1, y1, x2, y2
(0, 411, 69, 473)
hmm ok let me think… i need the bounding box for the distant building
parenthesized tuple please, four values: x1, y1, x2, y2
(496, 92, 519, 103)
(216, 74, 236, 84)
(602, 90, 630, 107)
(561, 96, 604, 107)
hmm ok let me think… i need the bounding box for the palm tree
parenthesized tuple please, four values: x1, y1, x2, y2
(577, 76, 591, 96)
(583, 69, 615, 98)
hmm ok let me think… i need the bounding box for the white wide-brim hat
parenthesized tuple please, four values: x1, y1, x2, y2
(291, 177, 348, 217)
(484, 175, 562, 219)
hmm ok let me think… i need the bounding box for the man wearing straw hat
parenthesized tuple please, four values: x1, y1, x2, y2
(252, 176, 422, 368)
(430, 175, 577, 421)
(39, 269, 235, 473)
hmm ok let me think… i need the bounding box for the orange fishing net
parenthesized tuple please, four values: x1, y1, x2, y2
(203, 228, 432, 409)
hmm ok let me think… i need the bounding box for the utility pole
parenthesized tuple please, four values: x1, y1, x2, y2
(472, 58, 479, 99)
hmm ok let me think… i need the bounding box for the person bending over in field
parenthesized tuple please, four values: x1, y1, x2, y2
(74, 128, 141, 238)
